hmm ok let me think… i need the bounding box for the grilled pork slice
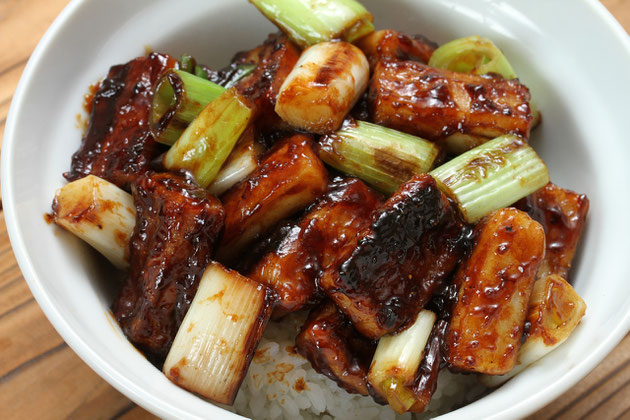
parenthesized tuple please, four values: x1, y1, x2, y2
(215, 32, 300, 134)
(369, 59, 532, 154)
(112, 172, 225, 362)
(164, 262, 275, 405)
(248, 178, 383, 317)
(217, 134, 328, 264)
(51, 175, 135, 270)
(296, 302, 377, 396)
(445, 208, 545, 375)
(65, 53, 178, 189)
(275, 41, 369, 134)
(320, 174, 467, 339)
(224, 33, 300, 112)
(356, 29, 437, 70)
(517, 183, 589, 280)
(480, 274, 586, 387)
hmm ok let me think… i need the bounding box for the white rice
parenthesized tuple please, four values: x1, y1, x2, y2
(227, 313, 487, 420)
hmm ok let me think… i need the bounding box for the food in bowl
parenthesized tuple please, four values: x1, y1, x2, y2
(46, 0, 590, 417)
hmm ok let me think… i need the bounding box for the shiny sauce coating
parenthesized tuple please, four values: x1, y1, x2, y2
(369, 59, 532, 151)
(445, 208, 545, 375)
(112, 172, 224, 363)
(65, 53, 177, 189)
(248, 177, 383, 318)
(320, 174, 467, 339)
(517, 183, 589, 280)
(296, 302, 377, 396)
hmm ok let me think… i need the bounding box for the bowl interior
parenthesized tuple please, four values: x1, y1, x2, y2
(3, 0, 630, 419)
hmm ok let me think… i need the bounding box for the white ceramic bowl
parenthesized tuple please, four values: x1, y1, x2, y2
(3, 0, 630, 418)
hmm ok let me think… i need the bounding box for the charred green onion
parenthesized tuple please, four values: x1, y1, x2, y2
(249, 0, 374, 48)
(163, 88, 254, 188)
(429, 135, 549, 223)
(319, 120, 440, 194)
(151, 69, 226, 145)
(429, 36, 540, 126)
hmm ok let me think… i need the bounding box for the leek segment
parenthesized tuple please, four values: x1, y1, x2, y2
(429, 35, 540, 126)
(430, 135, 549, 223)
(163, 88, 254, 188)
(163, 262, 273, 405)
(368, 310, 436, 414)
(319, 120, 440, 194)
(151, 70, 226, 146)
(249, 0, 374, 48)
(51, 175, 135, 270)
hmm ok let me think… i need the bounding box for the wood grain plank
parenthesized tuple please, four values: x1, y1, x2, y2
(0, 0, 69, 75)
(0, 345, 132, 419)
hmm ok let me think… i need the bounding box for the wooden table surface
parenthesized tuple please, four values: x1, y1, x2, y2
(1, 1, 628, 419)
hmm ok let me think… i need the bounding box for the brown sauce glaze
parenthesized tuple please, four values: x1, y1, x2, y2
(296, 302, 377, 396)
(64, 53, 177, 189)
(222, 33, 300, 138)
(408, 319, 448, 413)
(368, 59, 532, 149)
(319, 174, 468, 339)
(112, 172, 224, 364)
(356, 30, 438, 70)
(217, 134, 328, 265)
(248, 177, 383, 318)
(445, 208, 545, 375)
(516, 183, 589, 281)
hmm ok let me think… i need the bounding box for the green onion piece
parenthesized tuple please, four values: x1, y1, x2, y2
(429, 35, 517, 78)
(367, 310, 437, 414)
(222, 63, 257, 89)
(179, 54, 197, 73)
(194, 65, 209, 80)
(319, 120, 440, 194)
(163, 88, 254, 188)
(429, 135, 549, 223)
(429, 35, 540, 127)
(151, 70, 226, 146)
(249, 0, 374, 48)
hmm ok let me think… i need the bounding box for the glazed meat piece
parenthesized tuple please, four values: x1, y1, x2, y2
(217, 134, 328, 264)
(320, 174, 467, 339)
(356, 29, 437, 69)
(112, 172, 225, 362)
(212, 33, 300, 134)
(369, 59, 532, 154)
(248, 178, 383, 317)
(445, 208, 545, 375)
(517, 183, 589, 280)
(65, 53, 178, 189)
(296, 302, 377, 396)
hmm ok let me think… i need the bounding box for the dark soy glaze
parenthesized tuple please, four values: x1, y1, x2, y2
(112, 172, 225, 364)
(368, 59, 532, 147)
(248, 177, 384, 318)
(445, 208, 545, 375)
(516, 183, 589, 281)
(296, 302, 377, 396)
(210, 32, 300, 138)
(356, 29, 438, 70)
(320, 174, 468, 339)
(65, 53, 178, 189)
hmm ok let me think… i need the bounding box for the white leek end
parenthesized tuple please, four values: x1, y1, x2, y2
(163, 261, 275, 405)
(51, 175, 135, 270)
(368, 310, 436, 413)
(480, 274, 586, 387)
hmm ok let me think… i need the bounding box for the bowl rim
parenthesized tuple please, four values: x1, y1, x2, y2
(2, 0, 630, 419)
